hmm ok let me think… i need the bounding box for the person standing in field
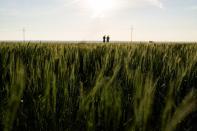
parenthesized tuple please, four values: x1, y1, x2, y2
(103, 35, 106, 43)
(107, 35, 110, 43)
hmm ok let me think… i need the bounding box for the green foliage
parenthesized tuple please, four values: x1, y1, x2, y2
(0, 42, 196, 131)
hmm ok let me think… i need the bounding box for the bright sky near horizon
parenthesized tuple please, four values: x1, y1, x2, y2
(0, 0, 197, 41)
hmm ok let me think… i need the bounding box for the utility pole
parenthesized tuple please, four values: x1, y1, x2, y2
(22, 28, 26, 42)
(131, 25, 134, 42)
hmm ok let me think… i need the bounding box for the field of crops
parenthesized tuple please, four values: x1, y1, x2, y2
(0, 42, 197, 131)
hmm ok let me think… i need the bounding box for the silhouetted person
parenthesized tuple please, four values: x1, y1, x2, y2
(107, 35, 110, 43)
(103, 35, 106, 43)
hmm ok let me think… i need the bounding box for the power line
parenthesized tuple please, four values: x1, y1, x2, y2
(22, 28, 26, 42)
(131, 25, 134, 42)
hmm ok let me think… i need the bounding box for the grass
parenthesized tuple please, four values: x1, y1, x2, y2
(0, 42, 197, 131)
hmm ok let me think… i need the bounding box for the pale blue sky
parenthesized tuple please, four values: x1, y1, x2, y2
(0, 0, 197, 41)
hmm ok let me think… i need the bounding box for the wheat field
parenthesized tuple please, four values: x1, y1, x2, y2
(0, 42, 196, 131)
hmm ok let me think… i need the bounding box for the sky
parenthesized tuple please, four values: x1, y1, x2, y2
(0, 0, 197, 41)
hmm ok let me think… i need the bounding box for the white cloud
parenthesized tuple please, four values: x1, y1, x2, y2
(0, 8, 21, 16)
(112, 0, 164, 9)
(66, 0, 164, 18)
(146, 0, 163, 8)
(71, 0, 164, 10)
(190, 6, 197, 10)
